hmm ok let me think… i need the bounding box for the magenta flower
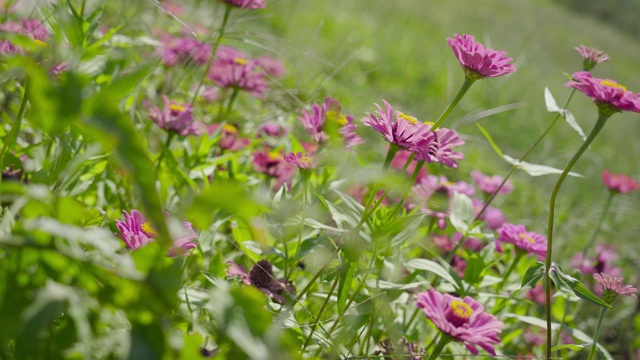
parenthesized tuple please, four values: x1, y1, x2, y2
(206, 123, 250, 151)
(258, 122, 287, 138)
(575, 45, 609, 71)
(0, 40, 20, 55)
(362, 100, 437, 160)
(593, 273, 638, 304)
(253, 149, 296, 190)
(571, 245, 622, 277)
(471, 170, 513, 195)
(159, 35, 211, 67)
(601, 169, 639, 194)
(447, 34, 516, 79)
(565, 71, 640, 113)
(222, 0, 266, 9)
(525, 284, 548, 305)
(226, 260, 296, 304)
(256, 55, 285, 77)
(390, 149, 427, 183)
(299, 97, 363, 147)
(496, 223, 547, 260)
(115, 210, 198, 256)
(299, 102, 330, 143)
(285, 152, 314, 169)
(208, 46, 268, 98)
(430, 127, 465, 168)
(415, 288, 503, 355)
(149, 96, 203, 136)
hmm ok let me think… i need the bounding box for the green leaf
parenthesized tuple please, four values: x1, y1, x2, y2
(405, 259, 456, 285)
(463, 254, 486, 286)
(337, 261, 357, 320)
(549, 263, 611, 308)
(450, 192, 474, 233)
(476, 123, 503, 157)
(551, 343, 591, 352)
(503, 155, 584, 177)
(521, 262, 545, 288)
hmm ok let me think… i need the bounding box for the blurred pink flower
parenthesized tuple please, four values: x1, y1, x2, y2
(222, 0, 266, 9)
(571, 245, 622, 279)
(253, 149, 296, 190)
(593, 273, 638, 303)
(524, 284, 547, 305)
(473, 198, 508, 230)
(429, 127, 465, 168)
(415, 288, 503, 355)
(149, 95, 203, 136)
(447, 34, 516, 79)
(256, 55, 285, 77)
(1, 19, 50, 41)
(299, 97, 362, 147)
(208, 46, 268, 98)
(285, 152, 314, 169)
(565, 71, 640, 113)
(206, 123, 250, 151)
(299, 101, 330, 143)
(471, 170, 513, 195)
(226, 260, 296, 304)
(390, 149, 427, 182)
(0, 40, 20, 55)
(575, 45, 609, 71)
(115, 210, 198, 256)
(601, 169, 639, 194)
(496, 223, 546, 260)
(159, 35, 211, 67)
(258, 122, 287, 138)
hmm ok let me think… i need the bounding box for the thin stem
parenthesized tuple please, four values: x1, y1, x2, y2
(545, 113, 610, 359)
(384, 160, 425, 223)
(587, 307, 608, 360)
(582, 191, 614, 257)
(155, 132, 175, 181)
(497, 251, 524, 292)
(431, 77, 475, 130)
(426, 334, 451, 360)
(224, 88, 239, 117)
(289, 176, 309, 279)
(301, 275, 339, 352)
(190, 5, 232, 106)
(0, 77, 30, 180)
(476, 88, 577, 220)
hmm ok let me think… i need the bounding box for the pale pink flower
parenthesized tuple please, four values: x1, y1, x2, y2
(149, 95, 202, 136)
(415, 288, 503, 355)
(222, 0, 266, 9)
(158, 35, 211, 67)
(256, 55, 285, 77)
(447, 34, 516, 79)
(575, 45, 609, 71)
(208, 46, 268, 98)
(284, 152, 314, 169)
(593, 273, 638, 303)
(390, 149, 427, 182)
(258, 122, 287, 138)
(601, 169, 639, 194)
(525, 284, 547, 305)
(1, 19, 50, 41)
(571, 245, 621, 277)
(471, 170, 513, 195)
(496, 223, 546, 260)
(565, 71, 640, 113)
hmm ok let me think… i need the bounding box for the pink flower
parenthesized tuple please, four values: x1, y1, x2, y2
(299, 102, 330, 143)
(256, 56, 285, 77)
(496, 223, 547, 260)
(253, 149, 296, 190)
(158, 35, 211, 67)
(390, 149, 427, 182)
(601, 169, 639, 194)
(149, 95, 203, 136)
(571, 245, 622, 278)
(258, 122, 287, 138)
(115, 210, 198, 256)
(430, 127, 465, 168)
(299, 97, 362, 147)
(565, 71, 640, 113)
(471, 170, 513, 195)
(415, 288, 503, 355)
(285, 152, 314, 169)
(575, 45, 609, 71)
(447, 34, 516, 79)
(0, 40, 20, 55)
(1, 19, 50, 41)
(593, 273, 638, 303)
(206, 123, 250, 151)
(411, 175, 458, 229)
(222, 0, 266, 9)
(226, 260, 295, 304)
(525, 284, 547, 305)
(208, 46, 268, 98)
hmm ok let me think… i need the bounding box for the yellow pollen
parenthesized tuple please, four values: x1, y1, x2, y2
(336, 114, 348, 127)
(33, 39, 47, 47)
(268, 150, 281, 160)
(299, 156, 311, 166)
(223, 124, 238, 133)
(423, 121, 434, 126)
(601, 80, 627, 92)
(141, 222, 157, 236)
(451, 300, 473, 319)
(169, 103, 186, 112)
(518, 233, 536, 243)
(398, 112, 419, 125)
(234, 57, 248, 65)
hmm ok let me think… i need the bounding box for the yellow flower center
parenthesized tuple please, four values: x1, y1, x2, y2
(423, 121, 435, 126)
(234, 57, 248, 65)
(141, 222, 157, 236)
(33, 39, 47, 47)
(398, 112, 419, 125)
(601, 80, 627, 92)
(450, 300, 473, 319)
(169, 103, 186, 112)
(223, 124, 238, 133)
(519, 233, 536, 243)
(298, 156, 312, 166)
(268, 150, 281, 160)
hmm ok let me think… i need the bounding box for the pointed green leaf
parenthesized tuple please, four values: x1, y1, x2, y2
(476, 123, 503, 157)
(549, 263, 611, 308)
(337, 261, 357, 319)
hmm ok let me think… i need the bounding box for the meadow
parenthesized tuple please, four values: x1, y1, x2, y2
(1, 0, 639, 359)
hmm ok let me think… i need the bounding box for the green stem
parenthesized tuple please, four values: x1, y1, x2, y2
(190, 5, 232, 106)
(545, 112, 610, 359)
(426, 334, 451, 360)
(431, 77, 475, 130)
(587, 307, 608, 360)
(0, 77, 30, 180)
(384, 160, 425, 223)
(289, 176, 309, 279)
(301, 275, 339, 352)
(155, 132, 175, 181)
(582, 191, 614, 257)
(224, 88, 239, 117)
(497, 251, 524, 292)
(475, 89, 577, 221)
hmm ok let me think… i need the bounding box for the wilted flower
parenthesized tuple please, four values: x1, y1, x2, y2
(601, 169, 639, 194)
(496, 223, 546, 260)
(222, 0, 266, 9)
(284, 152, 314, 169)
(415, 288, 503, 355)
(565, 71, 640, 113)
(447, 34, 516, 79)
(159, 35, 211, 67)
(471, 170, 513, 195)
(593, 273, 638, 304)
(149, 96, 202, 136)
(226, 260, 295, 304)
(208, 46, 268, 98)
(575, 45, 609, 71)
(115, 210, 198, 256)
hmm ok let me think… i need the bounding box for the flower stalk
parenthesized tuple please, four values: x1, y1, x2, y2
(432, 77, 474, 130)
(587, 307, 608, 360)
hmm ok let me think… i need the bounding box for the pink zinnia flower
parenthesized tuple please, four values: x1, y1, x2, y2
(222, 0, 266, 9)
(258, 122, 287, 138)
(390, 149, 428, 182)
(299, 101, 330, 143)
(149, 96, 202, 136)
(253, 149, 296, 190)
(208, 46, 268, 97)
(226, 260, 295, 304)
(575, 45, 609, 71)
(0, 40, 20, 55)
(593, 273, 638, 304)
(447, 34, 516, 79)
(571, 245, 622, 278)
(159, 35, 211, 67)
(496, 223, 547, 260)
(299, 96, 362, 147)
(411, 175, 460, 229)
(206, 123, 250, 151)
(115, 210, 198, 256)
(1, 19, 50, 42)
(415, 288, 503, 355)
(601, 169, 639, 194)
(565, 71, 640, 113)
(285, 152, 314, 169)
(256, 55, 285, 77)
(471, 170, 513, 195)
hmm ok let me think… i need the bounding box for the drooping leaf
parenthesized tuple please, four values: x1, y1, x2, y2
(503, 155, 584, 177)
(476, 123, 504, 157)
